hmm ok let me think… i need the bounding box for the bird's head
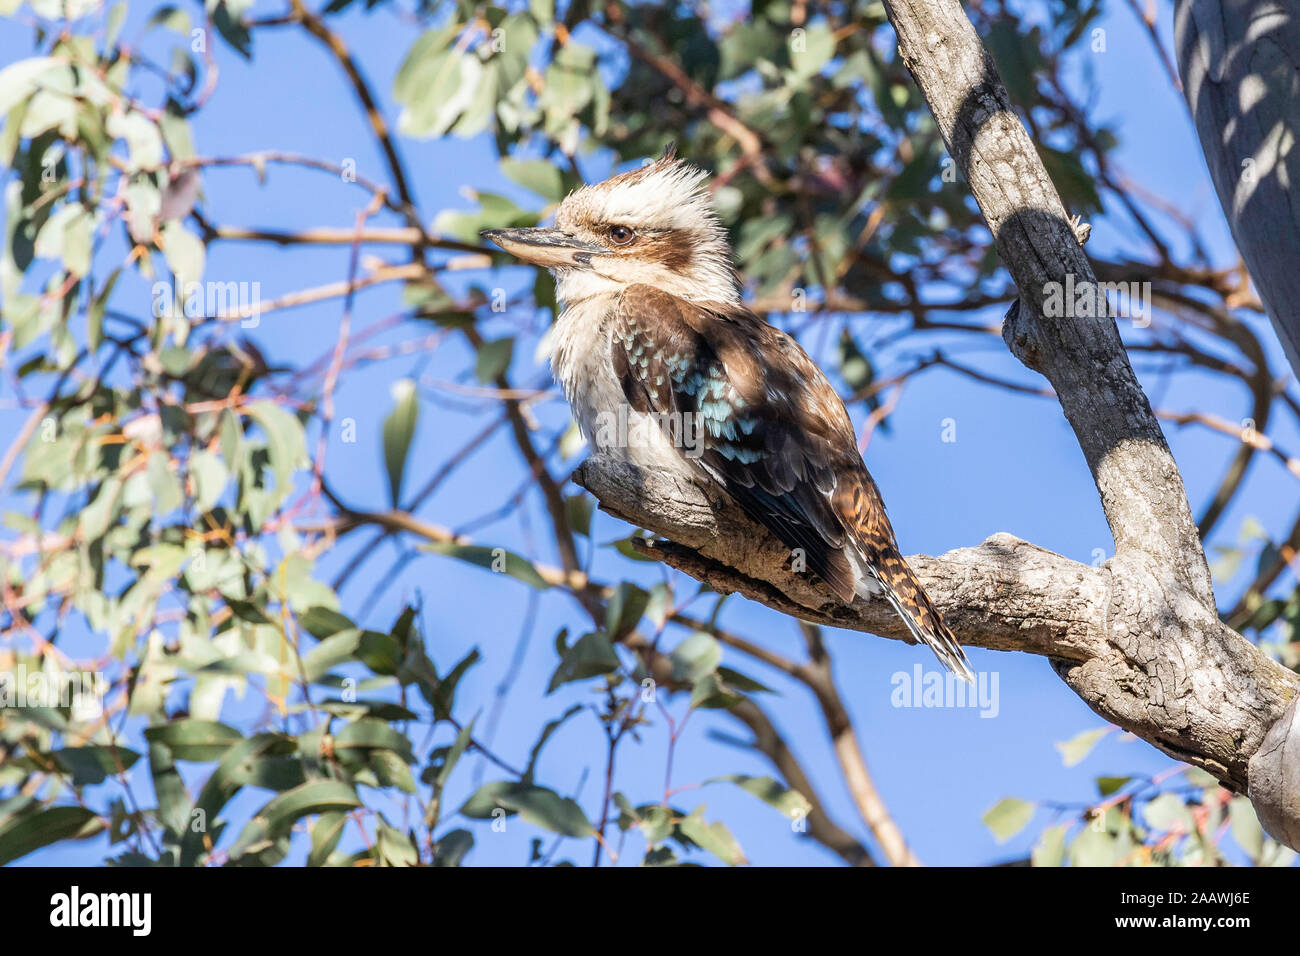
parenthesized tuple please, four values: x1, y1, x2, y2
(482, 147, 740, 305)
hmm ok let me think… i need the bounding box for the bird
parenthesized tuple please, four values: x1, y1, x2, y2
(482, 147, 974, 682)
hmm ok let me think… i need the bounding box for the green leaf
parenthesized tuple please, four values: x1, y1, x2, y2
(105, 3, 128, 47)
(641, 845, 680, 866)
(1095, 776, 1132, 797)
(190, 449, 227, 512)
(78, 475, 122, 542)
(670, 631, 721, 684)
(0, 57, 61, 117)
(474, 337, 514, 383)
(334, 718, 414, 759)
(393, 25, 460, 104)
(218, 408, 243, 471)
(984, 20, 1045, 107)
(547, 630, 620, 693)
(143, 719, 243, 761)
(160, 221, 205, 287)
(678, 807, 746, 865)
(366, 754, 416, 790)
(1239, 515, 1269, 544)
(299, 606, 355, 640)
(564, 492, 593, 537)
(433, 827, 473, 866)
(541, 44, 597, 119)
(1070, 826, 1123, 866)
(1142, 793, 1193, 833)
(179, 732, 296, 866)
(212, 0, 252, 58)
(304, 631, 360, 681)
(453, 66, 497, 138)
(523, 705, 581, 781)
(147, 5, 192, 34)
(394, 26, 478, 137)
(308, 811, 347, 867)
(45, 746, 140, 786)
(87, 267, 121, 351)
(1055, 727, 1108, 767)
(605, 581, 648, 640)
(146, 452, 183, 514)
(107, 109, 164, 171)
(1037, 145, 1102, 215)
(0, 806, 101, 865)
(501, 158, 566, 202)
(434, 720, 474, 790)
(836, 328, 875, 391)
(60, 206, 93, 277)
(1031, 823, 1068, 867)
(246, 401, 306, 494)
(375, 819, 419, 866)
(789, 22, 835, 78)
(715, 666, 774, 695)
(148, 736, 190, 837)
(382, 378, 419, 506)
(689, 673, 742, 710)
(408, 646, 478, 718)
(638, 805, 675, 845)
(459, 781, 593, 837)
(709, 775, 811, 818)
(424, 541, 550, 590)
(250, 780, 362, 838)
(983, 797, 1035, 842)
(613, 792, 639, 830)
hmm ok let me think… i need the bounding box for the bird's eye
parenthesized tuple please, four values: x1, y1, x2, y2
(608, 224, 636, 245)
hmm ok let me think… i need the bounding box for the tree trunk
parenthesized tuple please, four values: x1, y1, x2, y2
(1175, 0, 1300, 379)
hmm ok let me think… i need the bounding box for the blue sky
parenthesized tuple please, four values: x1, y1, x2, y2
(2, 0, 1295, 866)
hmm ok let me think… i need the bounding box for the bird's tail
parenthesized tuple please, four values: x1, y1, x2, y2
(852, 551, 975, 684)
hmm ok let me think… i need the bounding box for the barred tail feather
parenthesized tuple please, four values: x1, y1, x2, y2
(883, 583, 975, 684)
(852, 554, 975, 684)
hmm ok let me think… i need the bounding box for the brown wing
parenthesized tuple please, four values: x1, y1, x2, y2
(610, 284, 873, 601)
(610, 286, 974, 678)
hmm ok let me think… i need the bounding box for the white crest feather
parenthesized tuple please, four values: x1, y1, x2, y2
(583, 162, 715, 232)
(549, 156, 739, 304)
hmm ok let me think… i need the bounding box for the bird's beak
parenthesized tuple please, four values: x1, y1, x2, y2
(480, 227, 605, 268)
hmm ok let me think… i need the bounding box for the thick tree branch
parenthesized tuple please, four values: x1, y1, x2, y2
(884, 2, 1209, 601)
(886, 0, 1296, 846)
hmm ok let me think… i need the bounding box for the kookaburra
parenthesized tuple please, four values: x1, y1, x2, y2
(483, 149, 973, 682)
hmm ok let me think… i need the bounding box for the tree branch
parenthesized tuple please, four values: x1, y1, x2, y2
(883, 0, 1297, 845)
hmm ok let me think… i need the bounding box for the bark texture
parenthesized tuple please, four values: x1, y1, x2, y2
(571, 0, 1300, 850)
(1175, 0, 1300, 379)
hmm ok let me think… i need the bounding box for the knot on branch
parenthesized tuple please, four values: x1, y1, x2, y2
(1248, 693, 1300, 850)
(1000, 297, 1046, 371)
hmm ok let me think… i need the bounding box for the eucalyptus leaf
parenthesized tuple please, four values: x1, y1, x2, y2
(982, 797, 1035, 843)
(382, 378, 419, 506)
